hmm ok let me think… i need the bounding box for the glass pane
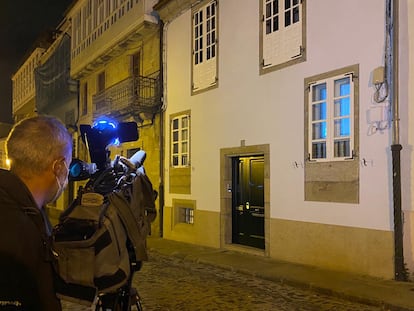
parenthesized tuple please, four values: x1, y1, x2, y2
(293, 6, 299, 23)
(182, 155, 188, 166)
(172, 118, 179, 130)
(335, 77, 350, 96)
(312, 83, 326, 101)
(173, 156, 179, 166)
(285, 0, 291, 9)
(312, 142, 326, 159)
(273, 16, 279, 31)
(266, 20, 271, 34)
(182, 142, 188, 153)
(182, 116, 188, 128)
(173, 143, 178, 153)
(334, 139, 350, 157)
(273, 0, 279, 14)
(334, 97, 350, 117)
(173, 131, 179, 142)
(285, 11, 291, 27)
(266, 3, 271, 18)
(293, 0, 299, 5)
(334, 118, 350, 137)
(182, 129, 188, 140)
(312, 102, 326, 121)
(312, 122, 327, 139)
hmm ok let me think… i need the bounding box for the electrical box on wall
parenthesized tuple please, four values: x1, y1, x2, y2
(372, 66, 385, 84)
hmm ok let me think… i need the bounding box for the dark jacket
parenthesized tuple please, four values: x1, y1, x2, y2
(0, 169, 61, 311)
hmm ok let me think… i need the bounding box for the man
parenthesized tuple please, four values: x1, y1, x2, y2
(0, 115, 72, 310)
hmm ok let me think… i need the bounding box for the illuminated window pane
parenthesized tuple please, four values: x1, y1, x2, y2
(312, 102, 326, 121)
(312, 122, 327, 139)
(334, 118, 350, 137)
(334, 98, 350, 117)
(335, 77, 350, 96)
(312, 83, 326, 101)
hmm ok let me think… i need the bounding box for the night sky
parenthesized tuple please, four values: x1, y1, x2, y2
(0, 0, 73, 123)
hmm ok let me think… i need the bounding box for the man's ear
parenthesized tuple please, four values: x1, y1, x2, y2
(52, 159, 65, 175)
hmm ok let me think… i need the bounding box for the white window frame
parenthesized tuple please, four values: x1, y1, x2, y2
(192, 0, 218, 92)
(308, 73, 354, 162)
(171, 114, 191, 167)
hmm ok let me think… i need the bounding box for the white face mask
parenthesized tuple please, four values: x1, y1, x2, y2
(51, 161, 69, 203)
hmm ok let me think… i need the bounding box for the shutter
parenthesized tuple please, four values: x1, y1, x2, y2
(262, 0, 302, 67)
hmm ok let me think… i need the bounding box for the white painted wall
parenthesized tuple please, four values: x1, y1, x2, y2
(163, 0, 401, 233)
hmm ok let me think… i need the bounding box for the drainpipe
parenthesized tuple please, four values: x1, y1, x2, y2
(388, 0, 406, 281)
(158, 19, 165, 237)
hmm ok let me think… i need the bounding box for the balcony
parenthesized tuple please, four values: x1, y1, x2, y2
(92, 71, 161, 119)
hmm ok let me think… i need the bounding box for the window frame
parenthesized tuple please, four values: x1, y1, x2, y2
(308, 73, 355, 162)
(304, 65, 360, 203)
(171, 114, 191, 168)
(191, 0, 218, 93)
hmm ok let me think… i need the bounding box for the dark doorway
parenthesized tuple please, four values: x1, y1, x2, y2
(232, 155, 265, 249)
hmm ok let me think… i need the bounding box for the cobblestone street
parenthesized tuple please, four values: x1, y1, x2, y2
(63, 251, 385, 311)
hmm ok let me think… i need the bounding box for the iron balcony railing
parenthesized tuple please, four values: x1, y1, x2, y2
(92, 71, 161, 118)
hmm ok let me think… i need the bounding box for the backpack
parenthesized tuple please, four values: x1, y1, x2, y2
(52, 172, 156, 305)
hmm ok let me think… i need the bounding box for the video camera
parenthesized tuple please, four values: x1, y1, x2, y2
(68, 118, 144, 195)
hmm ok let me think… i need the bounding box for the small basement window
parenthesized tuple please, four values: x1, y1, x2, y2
(179, 207, 194, 224)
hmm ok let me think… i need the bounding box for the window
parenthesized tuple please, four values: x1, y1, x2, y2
(173, 199, 196, 225)
(308, 73, 354, 161)
(304, 65, 359, 203)
(131, 52, 140, 77)
(171, 114, 190, 167)
(261, 0, 305, 71)
(97, 71, 105, 93)
(179, 207, 194, 224)
(82, 83, 88, 116)
(192, 1, 218, 92)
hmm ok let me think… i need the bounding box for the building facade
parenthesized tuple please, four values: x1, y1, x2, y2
(11, 23, 78, 213)
(11, 47, 46, 122)
(66, 0, 163, 234)
(154, 0, 414, 280)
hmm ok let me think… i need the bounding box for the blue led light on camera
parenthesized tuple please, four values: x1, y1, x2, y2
(92, 118, 118, 131)
(92, 118, 120, 146)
